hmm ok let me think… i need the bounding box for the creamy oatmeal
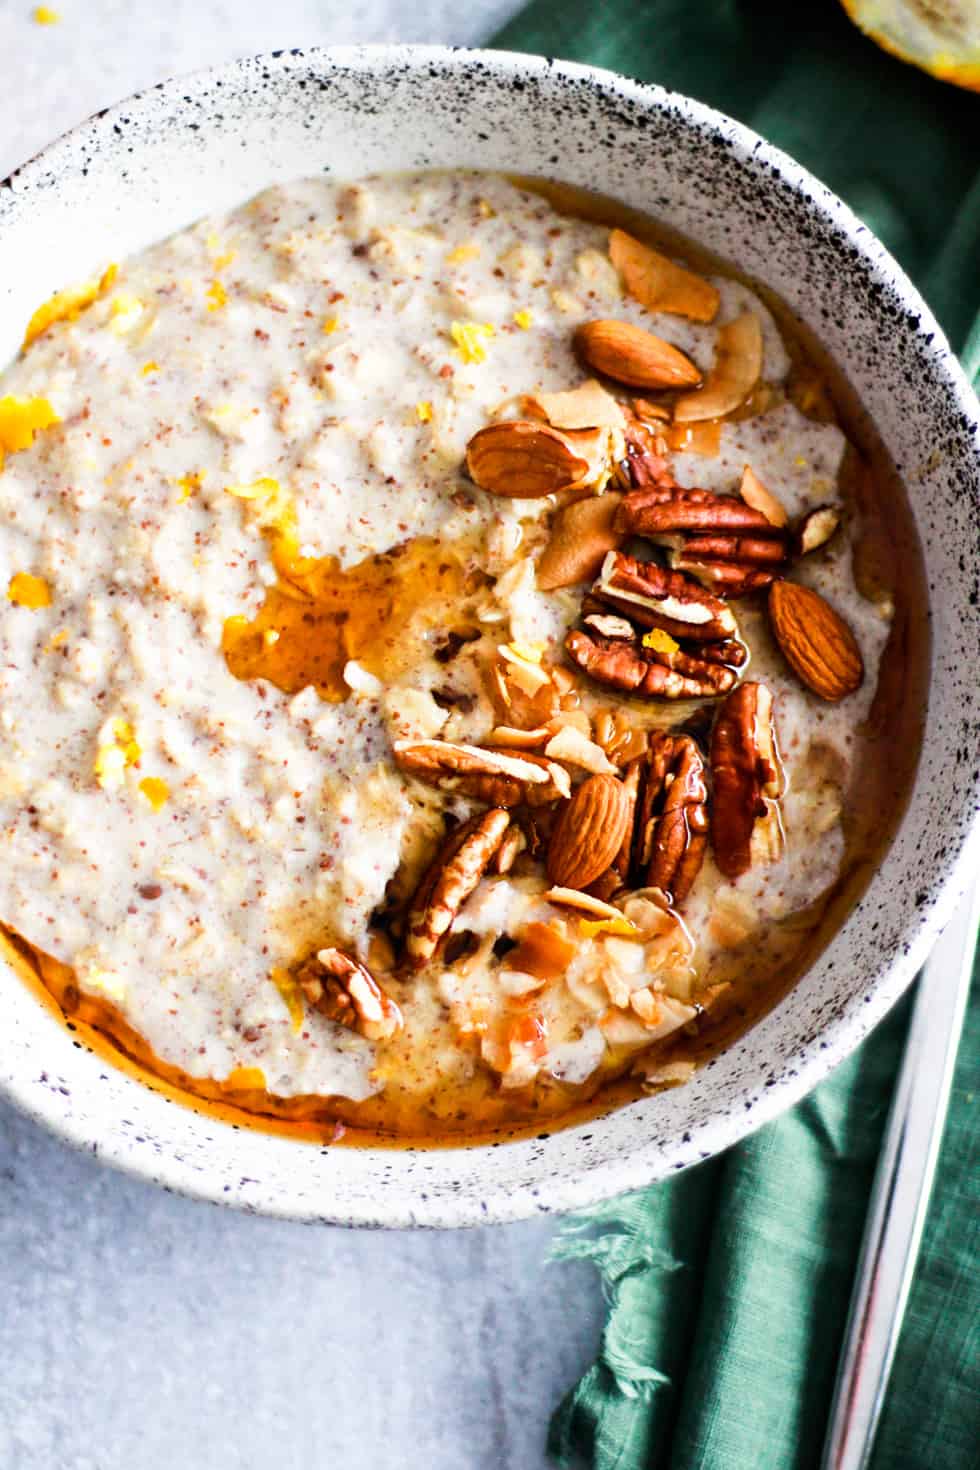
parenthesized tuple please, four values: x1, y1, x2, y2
(0, 172, 922, 1140)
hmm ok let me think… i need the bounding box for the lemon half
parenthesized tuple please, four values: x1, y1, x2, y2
(841, 0, 980, 90)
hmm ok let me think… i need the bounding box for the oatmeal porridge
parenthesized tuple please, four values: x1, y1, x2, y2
(0, 172, 925, 1141)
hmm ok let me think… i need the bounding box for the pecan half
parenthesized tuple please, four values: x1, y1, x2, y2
(680, 534, 787, 565)
(637, 734, 708, 904)
(593, 549, 737, 641)
(710, 682, 781, 878)
(406, 808, 511, 968)
(565, 627, 738, 700)
(392, 739, 570, 806)
(673, 560, 779, 596)
(616, 485, 781, 538)
(297, 948, 403, 1041)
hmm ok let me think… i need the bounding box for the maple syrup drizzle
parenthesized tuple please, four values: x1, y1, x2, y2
(222, 533, 470, 702)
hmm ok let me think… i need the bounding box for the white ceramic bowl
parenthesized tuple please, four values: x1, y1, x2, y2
(1, 46, 977, 1228)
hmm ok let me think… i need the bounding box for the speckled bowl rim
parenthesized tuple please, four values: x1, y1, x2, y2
(0, 45, 977, 1228)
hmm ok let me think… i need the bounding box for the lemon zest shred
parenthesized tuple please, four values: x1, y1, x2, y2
(450, 320, 495, 364)
(23, 265, 116, 347)
(175, 470, 205, 503)
(7, 572, 52, 609)
(513, 309, 533, 330)
(271, 967, 305, 1034)
(579, 916, 639, 939)
(206, 279, 228, 312)
(415, 400, 433, 424)
(141, 360, 160, 376)
(642, 628, 680, 655)
(33, 6, 61, 23)
(322, 316, 339, 335)
(447, 243, 480, 264)
(0, 396, 61, 470)
(138, 776, 170, 812)
(94, 718, 141, 789)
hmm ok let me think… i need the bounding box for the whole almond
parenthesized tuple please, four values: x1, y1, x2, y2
(466, 420, 589, 497)
(768, 580, 863, 701)
(547, 773, 632, 889)
(575, 319, 702, 391)
(537, 491, 624, 590)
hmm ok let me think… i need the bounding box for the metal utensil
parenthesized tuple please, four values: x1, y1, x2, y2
(820, 884, 980, 1470)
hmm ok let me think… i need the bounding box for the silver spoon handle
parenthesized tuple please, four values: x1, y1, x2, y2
(820, 884, 980, 1470)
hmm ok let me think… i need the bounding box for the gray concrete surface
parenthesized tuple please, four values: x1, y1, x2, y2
(0, 5, 605, 1468)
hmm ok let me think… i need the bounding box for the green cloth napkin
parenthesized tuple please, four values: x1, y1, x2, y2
(490, 4, 980, 1467)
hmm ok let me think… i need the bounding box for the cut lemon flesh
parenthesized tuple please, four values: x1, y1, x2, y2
(841, 0, 980, 89)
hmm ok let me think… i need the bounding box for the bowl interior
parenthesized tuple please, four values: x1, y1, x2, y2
(1, 46, 977, 1226)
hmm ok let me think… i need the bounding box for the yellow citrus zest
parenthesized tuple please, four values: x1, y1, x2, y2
(138, 777, 170, 812)
(23, 263, 117, 347)
(175, 470, 205, 503)
(513, 309, 533, 330)
(579, 916, 639, 939)
(271, 967, 305, 1033)
(450, 320, 495, 364)
(322, 316, 339, 335)
(33, 6, 61, 23)
(415, 400, 433, 423)
(7, 572, 52, 609)
(447, 243, 480, 264)
(94, 718, 141, 790)
(0, 395, 61, 470)
(206, 279, 228, 312)
(642, 628, 680, 655)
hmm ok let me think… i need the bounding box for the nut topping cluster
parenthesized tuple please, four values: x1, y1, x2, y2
(297, 224, 868, 1063)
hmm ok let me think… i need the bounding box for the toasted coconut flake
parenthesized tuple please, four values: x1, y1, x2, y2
(636, 1057, 697, 1090)
(526, 378, 626, 431)
(544, 724, 618, 775)
(609, 229, 720, 322)
(739, 465, 788, 528)
(545, 887, 626, 921)
(673, 312, 763, 424)
(498, 644, 552, 696)
(487, 724, 551, 750)
(536, 491, 625, 592)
